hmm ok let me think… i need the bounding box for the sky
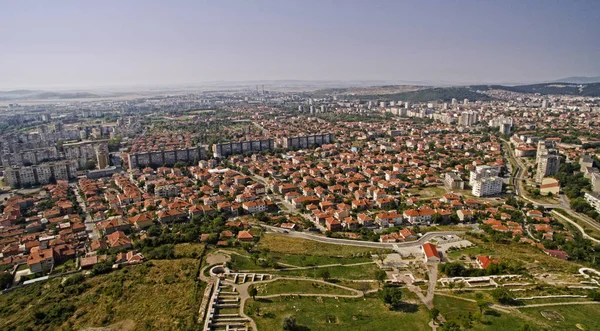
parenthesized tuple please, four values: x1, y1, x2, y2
(1, 0, 599, 89)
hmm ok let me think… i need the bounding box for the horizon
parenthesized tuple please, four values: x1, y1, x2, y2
(1, 0, 600, 89)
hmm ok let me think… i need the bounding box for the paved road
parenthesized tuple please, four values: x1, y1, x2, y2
(264, 225, 464, 249)
(502, 139, 600, 239)
(70, 183, 99, 240)
(551, 211, 600, 244)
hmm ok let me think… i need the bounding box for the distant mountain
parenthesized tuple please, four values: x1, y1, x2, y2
(472, 82, 600, 97)
(315, 86, 492, 102)
(0, 90, 99, 101)
(552, 76, 600, 84)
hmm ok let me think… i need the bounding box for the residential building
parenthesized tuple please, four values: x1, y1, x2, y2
(585, 192, 600, 213)
(444, 172, 464, 190)
(421, 243, 441, 262)
(4, 160, 78, 188)
(536, 140, 560, 183)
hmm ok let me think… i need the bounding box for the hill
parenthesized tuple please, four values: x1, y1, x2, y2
(553, 76, 600, 84)
(473, 82, 600, 96)
(0, 90, 99, 101)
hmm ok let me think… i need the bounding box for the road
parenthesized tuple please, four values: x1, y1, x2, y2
(70, 183, 99, 241)
(264, 225, 464, 249)
(501, 139, 600, 240)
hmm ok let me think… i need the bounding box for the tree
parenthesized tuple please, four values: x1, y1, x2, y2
(429, 307, 440, 323)
(282, 316, 297, 331)
(0, 272, 12, 289)
(491, 287, 514, 304)
(375, 269, 387, 286)
(441, 320, 461, 331)
(318, 269, 331, 281)
(376, 249, 388, 264)
(456, 280, 465, 293)
(381, 286, 404, 309)
(476, 299, 490, 317)
(248, 286, 258, 300)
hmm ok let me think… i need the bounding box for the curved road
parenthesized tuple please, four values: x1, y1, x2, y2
(502, 139, 600, 241)
(264, 225, 464, 249)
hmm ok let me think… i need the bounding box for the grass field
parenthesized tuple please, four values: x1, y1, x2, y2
(446, 246, 495, 260)
(174, 243, 206, 258)
(0, 259, 204, 330)
(464, 235, 582, 274)
(407, 186, 447, 199)
(517, 304, 600, 331)
(275, 263, 381, 280)
(253, 279, 355, 296)
(433, 295, 530, 330)
(257, 234, 379, 256)
(246, 293, 430, 331)
(274, 252, 372, 267)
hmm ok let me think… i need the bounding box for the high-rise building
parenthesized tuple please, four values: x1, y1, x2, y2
(4, 160, 78, 188)
(459, 111, 478, 127)
(536, 140, 560, 183)
(469, 165, 503, 197)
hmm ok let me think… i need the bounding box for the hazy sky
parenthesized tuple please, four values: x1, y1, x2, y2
(1, 0, 599, 89)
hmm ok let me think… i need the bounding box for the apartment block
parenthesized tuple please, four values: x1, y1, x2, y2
(128, 146, 207, 168)
(4, 160, 78, 188)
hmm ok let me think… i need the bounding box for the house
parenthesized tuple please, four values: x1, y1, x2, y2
(115, 251, 145, 265)
(242, 200, 267, 214)
(326, 217, 342, 232)
(421, 243, 441, 263)
(106, 231, 132, 250)
(357, 213, 374, 226)
(457, 209, 473, 222)
(476, 255, 499, 269)
(157, 209, 187, 223)
(237, 231, 254, 242)
(28, 247, 55, 273)
(98, 216, 131, 235)
(403, 209, 420, 224)
(128, 212, 154, 230)
(376, 212, 402, 227)
(398, 228, 417, 241)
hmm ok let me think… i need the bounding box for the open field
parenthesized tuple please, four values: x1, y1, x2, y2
(246, 293, 430, 331)
(446, 246, 495, 260)
(517, 304, 600, 331)
(407, 186, 447, 199)
(253, 279, 355, 296)
(275, 263, 381, 280)
(464, 235, 582, 274)
(433, 295, 531, 330)
(257, 233, 380, 256)
(0, 259, 203, 330)
(174, 243, 206, 258)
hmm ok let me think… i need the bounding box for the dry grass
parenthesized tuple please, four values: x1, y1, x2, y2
(0, 259, 204, 330)
(257, 234, 378, 257)
(174, 243, 206, 258)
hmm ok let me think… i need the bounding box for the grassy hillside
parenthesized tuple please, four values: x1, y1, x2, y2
(0, 259, 204, 331)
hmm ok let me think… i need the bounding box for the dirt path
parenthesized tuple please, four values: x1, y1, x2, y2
(516, 301, 600, 308)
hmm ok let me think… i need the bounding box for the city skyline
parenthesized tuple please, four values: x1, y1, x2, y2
(1, 0, 600, 89)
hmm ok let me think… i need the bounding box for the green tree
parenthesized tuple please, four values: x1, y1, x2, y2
(0, 272, 12, 289)
(318, 269, 331, 281)
(375, 269, 387, 286)
(429, 307, 440, 323)
(381, 286, 404, 309)
(248, 286, 258, 300)
(282, 316, 297, 331)
(441, 320, 461, 331)
(491, 287, 514, 304)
